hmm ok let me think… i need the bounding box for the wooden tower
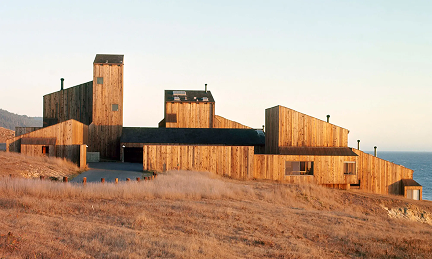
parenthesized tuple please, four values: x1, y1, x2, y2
(88, 54, 124, 160)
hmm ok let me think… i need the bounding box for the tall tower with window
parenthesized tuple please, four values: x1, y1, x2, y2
(88, 54, 124, 159)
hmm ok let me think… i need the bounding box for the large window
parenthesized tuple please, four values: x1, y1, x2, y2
(285, 161, 314, 176)
(343, 161, 356, 175)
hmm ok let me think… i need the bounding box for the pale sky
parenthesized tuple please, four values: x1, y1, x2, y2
(1, 1, 431, 151)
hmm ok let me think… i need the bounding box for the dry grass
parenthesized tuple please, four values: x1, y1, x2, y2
(0, 170, 431, 258)
(0, 151, 80, 178)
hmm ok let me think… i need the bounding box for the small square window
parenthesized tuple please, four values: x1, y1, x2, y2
(112, 104, 119, 111)
(97, 77, 103, 84)
(166, 113, 177, 123)
(343, 162, 356, 175)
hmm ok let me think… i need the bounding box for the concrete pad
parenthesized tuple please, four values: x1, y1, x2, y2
(71, 162, 148, 183)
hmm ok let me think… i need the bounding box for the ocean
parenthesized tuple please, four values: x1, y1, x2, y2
(365, 151, 432, 201)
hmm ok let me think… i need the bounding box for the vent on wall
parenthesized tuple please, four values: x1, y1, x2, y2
(173, 91, 186, 96)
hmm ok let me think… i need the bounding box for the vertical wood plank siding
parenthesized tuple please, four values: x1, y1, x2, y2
(6, 120, 88, 167)
(142, 144, 415, 197)
(143, 145, 253, 179)
(213, 115, 251, 129)
(165, 102, 215, 128)
(353, 149, 413, 195)
(43, 81, 93, 127)
(15, 127, 43, 137)
(89, 63, 123, 159)
(265, 106, 349, 154)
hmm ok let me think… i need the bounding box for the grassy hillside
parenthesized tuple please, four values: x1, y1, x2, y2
(0, 127, 14, 143)
(0, 152, 80, 179)
(0, 108, 42, 131)
(0, 170, 431, 258)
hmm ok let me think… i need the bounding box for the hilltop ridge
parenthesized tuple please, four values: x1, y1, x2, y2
(0, 108, 42, 131)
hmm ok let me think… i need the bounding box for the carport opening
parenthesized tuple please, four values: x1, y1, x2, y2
(124, 147, 143, 163)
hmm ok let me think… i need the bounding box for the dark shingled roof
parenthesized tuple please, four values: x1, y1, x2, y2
(21, 137, 57, 145)
(165, 90, 215, 103)
(279, 147, 358, 156)
(402, 179, 422, 187)
(94, 54, 124, 64)
(121, 127, 265, 146)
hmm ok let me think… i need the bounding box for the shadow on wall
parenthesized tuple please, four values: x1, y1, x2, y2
(388, 180, 403, 196)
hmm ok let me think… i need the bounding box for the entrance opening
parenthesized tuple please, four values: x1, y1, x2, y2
(42, 146, 49, 156)
(124, 147, 143, 163)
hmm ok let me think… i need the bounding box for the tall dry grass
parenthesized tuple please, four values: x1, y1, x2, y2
(0, 151, 80, 178)
(0, 170, 431, 258)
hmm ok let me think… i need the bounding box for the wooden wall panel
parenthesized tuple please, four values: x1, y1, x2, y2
(43, 81, 93, 127)
(143, 145, 253, 180)
(265, 106, 349, 154)
(213, 115, 251, 129)
(90, 63, 123, 159)
(265, 105, 280, 154)
(165, 102, 215, 128)
(353, 149, 414, 196)
(253, 154, 356, 185)
(15, 127, 42, 137)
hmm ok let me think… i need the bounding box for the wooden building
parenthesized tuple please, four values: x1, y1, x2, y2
(265, 105, 349, 154)
(6, 119, 87, 168)
(121, 127, 265, 163)
(159, 90, 251, 129)
(41, 54, 124, 160)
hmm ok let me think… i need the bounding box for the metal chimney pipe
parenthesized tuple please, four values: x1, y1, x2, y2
(374, 146, 377, 157)
(326, 115, 330, 123)
(61, 78, 64, 90)
(357, 140, 360, 150)
(205, 84, 207, 93)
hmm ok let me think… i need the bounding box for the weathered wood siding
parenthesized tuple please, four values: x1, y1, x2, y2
(165, 102, 215, 128)
(43, 81, 93, 127)
(143, 145, 254, 180)
(253, 154, 357, 184)
(15, 127, 43, 137)
(265, 105, 349, 154)
(353, 149, 413, 196)
(21, 144, 56, 157)
(213, 115, 251, 129)
(89, 63, 123, 159)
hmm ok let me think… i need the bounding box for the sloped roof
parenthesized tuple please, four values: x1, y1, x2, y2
(165, 90, 215, 103)
(94, 54, 124, 64)
(402, 179, 422, 187)
(279, 147, 358, 156)
(121, 127, 265, 146)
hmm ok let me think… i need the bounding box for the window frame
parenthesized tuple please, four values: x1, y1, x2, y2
(285, 161, 314, 176)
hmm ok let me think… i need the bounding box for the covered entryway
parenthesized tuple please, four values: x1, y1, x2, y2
(124, 147, 143, 163)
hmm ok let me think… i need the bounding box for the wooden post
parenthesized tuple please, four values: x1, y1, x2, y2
(136, 177, 140, 182)
(115, 178, 119, 184)
(126, 178, 130, 182)
(83, 177, 87, 185)
(40, 175, 45, 180)
(63, 177, 68, 183)
(101, 178, 105, 183)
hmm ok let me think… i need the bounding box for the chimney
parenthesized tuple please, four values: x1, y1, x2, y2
(205, 84, 207, 93)
(357, 140, 360, 150)
(374, 146, 377, 157)
(262, 125, 265, 132)
(326, 115, 330, 123)
(61, 78, 64, 91)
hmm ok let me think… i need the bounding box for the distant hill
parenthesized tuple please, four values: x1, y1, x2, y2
(0, 108, 42, 130)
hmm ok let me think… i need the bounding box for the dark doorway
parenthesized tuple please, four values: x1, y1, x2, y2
(124, 147, 143, 163)
(42, 146, 49, 156)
